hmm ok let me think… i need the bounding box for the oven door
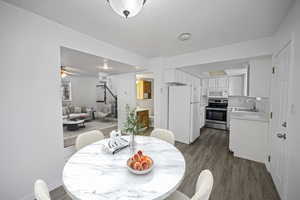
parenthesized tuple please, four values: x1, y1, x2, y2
(206, 108, 227, 123)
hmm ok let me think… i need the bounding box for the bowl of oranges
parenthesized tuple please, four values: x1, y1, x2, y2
(127, 150, 154, 175)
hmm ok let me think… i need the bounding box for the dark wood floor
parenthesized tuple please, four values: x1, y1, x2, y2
(50, 128, 280, 200)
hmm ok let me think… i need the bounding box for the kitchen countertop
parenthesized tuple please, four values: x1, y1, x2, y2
(136, 107, 150, 112)
(229, 108, 269, 122)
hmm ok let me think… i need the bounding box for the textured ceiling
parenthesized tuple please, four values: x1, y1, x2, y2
(4, 0, 294, 57)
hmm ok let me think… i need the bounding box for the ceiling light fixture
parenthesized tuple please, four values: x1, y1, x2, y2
(61, 71, 67, 78)
(97, 59, 112, 70)
(107, 0, 147, 18)
(103, 62, 109, 70)
(178, 33, 192, 41)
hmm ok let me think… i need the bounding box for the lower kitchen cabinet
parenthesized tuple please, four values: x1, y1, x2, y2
(136, 110, 149, 128)
(200, 107, 206, 128)
(229, 118, 268, 163)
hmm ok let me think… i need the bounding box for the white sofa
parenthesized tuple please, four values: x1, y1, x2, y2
(63, 106, 92, 121)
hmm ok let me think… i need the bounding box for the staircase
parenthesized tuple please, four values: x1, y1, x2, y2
(96, 82, 118, 118)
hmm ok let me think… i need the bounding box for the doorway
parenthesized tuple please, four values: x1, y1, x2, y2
(136, 72, 155, 134)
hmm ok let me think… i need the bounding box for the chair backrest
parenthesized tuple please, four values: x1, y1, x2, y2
(151, 128, 175, 145)
(191, 169, 214, 200)
(34, 179, 51, 200)
(75, 130, 104, 151)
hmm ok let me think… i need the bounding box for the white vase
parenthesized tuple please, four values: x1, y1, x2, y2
(129, 133, 136, 153)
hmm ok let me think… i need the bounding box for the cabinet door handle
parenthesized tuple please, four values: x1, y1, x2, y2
(277, 133, 287, 140)
(282, 122, 287, 128)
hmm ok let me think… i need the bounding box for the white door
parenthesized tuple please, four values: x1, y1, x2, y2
(270, 43, 291, 200)
(168, 86, 191, 144)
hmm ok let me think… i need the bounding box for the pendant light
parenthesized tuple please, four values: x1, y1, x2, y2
(107, 0, 147, 18)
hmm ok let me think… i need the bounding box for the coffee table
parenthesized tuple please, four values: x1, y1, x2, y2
(63, 119, 85, 131)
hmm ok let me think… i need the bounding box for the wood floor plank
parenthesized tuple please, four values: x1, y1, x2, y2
(50, 128, 280, 200)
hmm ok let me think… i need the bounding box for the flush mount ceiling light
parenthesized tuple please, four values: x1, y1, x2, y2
(209, 70, 226, 76)
(107, 0, 147, 18)
(97, 59, 112, 70)
(178, 33, 192, 41)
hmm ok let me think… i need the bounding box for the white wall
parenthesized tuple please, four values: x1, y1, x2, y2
(0, 1, 147, 200)
(115, 73, 137, 130)
(67, 76, 98, 109)
(273, 1, 300, 200)
(249, 56, 272, 98)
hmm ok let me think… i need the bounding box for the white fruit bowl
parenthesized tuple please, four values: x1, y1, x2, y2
(126, 158, 154, 175)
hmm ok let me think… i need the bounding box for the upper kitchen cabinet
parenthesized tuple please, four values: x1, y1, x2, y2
(249, 57, 272, 98)
(164, 69, 200, 86)
(208, 77, 228, 90)
(217, 77, 228, 89)
(208, 78, 217, 88)
(228, 76, 244, 96)
(202, 79, 209, 96)
(164, 69, 187, 85)
(137, 80, 152, 99)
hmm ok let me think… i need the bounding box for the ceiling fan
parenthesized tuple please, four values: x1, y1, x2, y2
(61, 66, 81, 78)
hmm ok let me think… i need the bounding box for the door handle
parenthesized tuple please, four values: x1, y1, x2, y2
(282, 121, 287, 128)
(277, 133, 287, 140)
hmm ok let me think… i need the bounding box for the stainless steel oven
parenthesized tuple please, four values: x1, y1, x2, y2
(205, 98, 228, 130)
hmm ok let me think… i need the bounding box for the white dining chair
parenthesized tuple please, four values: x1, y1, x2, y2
(151, 128, 175, 145)
(166, 169, 214, 200)
(75, 130, 104, 151)
(34, 179, 51, 200)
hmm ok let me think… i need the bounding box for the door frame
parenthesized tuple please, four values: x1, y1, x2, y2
(269, 34, 295, 200)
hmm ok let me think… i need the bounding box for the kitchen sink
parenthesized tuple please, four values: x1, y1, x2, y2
(232, 108, 259, 112)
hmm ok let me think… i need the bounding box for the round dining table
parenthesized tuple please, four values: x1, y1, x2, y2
(63, 136, 186, 200)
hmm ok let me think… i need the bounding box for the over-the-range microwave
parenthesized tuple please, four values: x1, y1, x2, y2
(208, 90, 228, 98)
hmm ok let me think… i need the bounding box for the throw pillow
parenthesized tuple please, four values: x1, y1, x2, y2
(74, 106, 82, 113)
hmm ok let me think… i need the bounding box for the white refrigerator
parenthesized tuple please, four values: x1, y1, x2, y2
(168, 85, 201, 144)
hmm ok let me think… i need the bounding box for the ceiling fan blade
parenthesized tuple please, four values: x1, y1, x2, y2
(63, 66, 86, 73)
(65, 71, 79, 75)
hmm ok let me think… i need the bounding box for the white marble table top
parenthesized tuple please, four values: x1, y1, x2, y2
(63, 136, 186, 200)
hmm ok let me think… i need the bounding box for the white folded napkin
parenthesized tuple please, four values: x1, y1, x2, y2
(103, 137, 129, 154)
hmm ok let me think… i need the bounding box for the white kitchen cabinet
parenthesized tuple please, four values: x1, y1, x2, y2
(228, 76, 243, 96)
(199, 106, 205, 138)
(202, 78, 208, 88)
(164, 69, 201, 86)
(199, 107, 206, 128)
(249, 57, 272, 97)
(229, 118, 268, 163)
(216, 77, 228, 89)
(201, 79, 208, 96)
(164, 69, 187, 85)
(164, 69, 177, 83)
(208, 78, 216, 88)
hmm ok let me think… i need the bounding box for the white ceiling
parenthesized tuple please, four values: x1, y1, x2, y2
(136, 72, 154, 80)
(4, 0, 293, 57)
(61, 47, 141, 76)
